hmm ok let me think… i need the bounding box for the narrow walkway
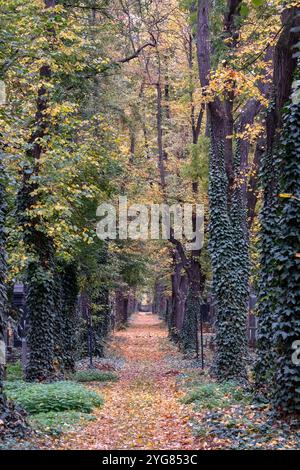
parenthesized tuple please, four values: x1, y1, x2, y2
(55, 313, 199, 450)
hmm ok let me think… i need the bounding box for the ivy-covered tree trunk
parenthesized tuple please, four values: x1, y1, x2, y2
(209, 141, 248, 381)
(54, 262, 79, 372)
(0, 154, 7, 419)
(255, 9, 300, 412)
(53, 272, 64, 372)
(92, 284, 110, 357)
(61, 262, 79, 371)
(181, 253, 205, 354)
(197, 0, 249, 381)
(256, 91, 300, 412)
(254, 148, 280, 390)
(273, 90, 300, 413)
(0, 155, 28, 438)
(181, 286, 200, 354)
(228, 145, 249, 375)
(24, 261, 56, 381)
(90, 246, 111, 356)
(78, 242, 113, 359)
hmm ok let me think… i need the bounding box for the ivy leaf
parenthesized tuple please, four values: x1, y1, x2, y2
(251, 0, 264, 6)
(240, 3, 249, 17)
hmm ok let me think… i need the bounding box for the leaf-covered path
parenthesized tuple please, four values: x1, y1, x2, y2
(52, 313, 199, 450)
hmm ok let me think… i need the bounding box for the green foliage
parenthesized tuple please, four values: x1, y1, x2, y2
(251, 0, 264, 6)
(5, 380, 103, 414)
(72, 369, 118, 383)
(240, 3, 250, 17)
(182, 381, 252, 410)
(6, 361, 23, 382)
(181, 137, 209, 191)
(28, 410, 96, 436)
(118, 249, 152, 288)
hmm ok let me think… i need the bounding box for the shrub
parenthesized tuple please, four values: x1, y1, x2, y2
(72, 369, 118, 383)
(181, 381, 252, 410)
(4, 381, 103, 414)
(6, 361, 23, 381)
(29, 410, 96, 435)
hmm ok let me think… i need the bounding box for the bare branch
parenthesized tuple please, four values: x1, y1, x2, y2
(115, 36, 157, 64)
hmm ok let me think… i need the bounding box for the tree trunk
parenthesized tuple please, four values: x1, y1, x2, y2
(169, 248, 189, 342)
(156, 82, 166, 189)
(60, 262, 79, 371)
(115, 288, 128, 329)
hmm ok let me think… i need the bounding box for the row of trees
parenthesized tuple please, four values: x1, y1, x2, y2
(0, 0, 153, 433)
(150, 0, 300, 414)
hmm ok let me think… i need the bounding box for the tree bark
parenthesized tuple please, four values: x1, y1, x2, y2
(170, 255, 189, 342)
(156, 82, 166, 189)
(115, 288, 128, 329)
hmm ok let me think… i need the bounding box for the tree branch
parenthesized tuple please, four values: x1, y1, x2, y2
(115, 36, 157, 64)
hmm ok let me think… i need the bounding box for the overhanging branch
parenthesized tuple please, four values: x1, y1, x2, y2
(115, 36, 157, 64)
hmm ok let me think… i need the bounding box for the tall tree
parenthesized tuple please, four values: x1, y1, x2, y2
(0, 153, 7, 420)
(17, 0, 58, 381)
(255, 7, 300, 413)
(196, 0, 250, 380)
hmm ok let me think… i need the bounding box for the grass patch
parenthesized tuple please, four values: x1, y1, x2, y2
(181, 381, 252, 410)
(5, 380, 103, 414)
(29, 410, 97, 436)
(72, 369, 118, 383)
(6, 361, 23, 381)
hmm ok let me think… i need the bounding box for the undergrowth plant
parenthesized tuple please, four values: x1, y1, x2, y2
(4, 381, 103, 414)
(29, 410, 96, 436)
(181, 381, 252, 410)
(72, 370, 118, 383)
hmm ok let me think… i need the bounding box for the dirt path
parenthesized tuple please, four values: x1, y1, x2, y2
(54, 313, 200, 450)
